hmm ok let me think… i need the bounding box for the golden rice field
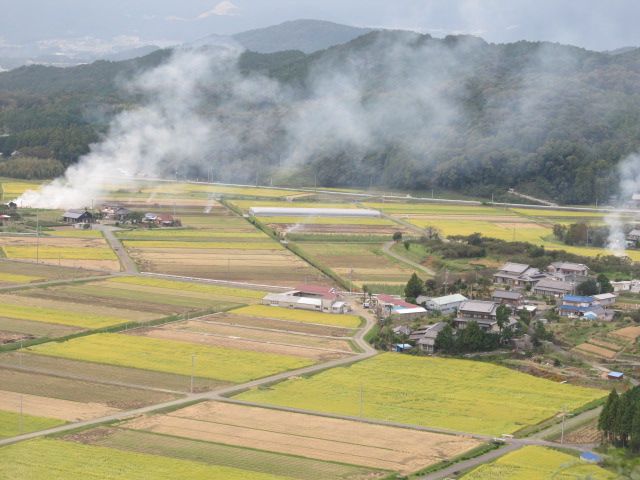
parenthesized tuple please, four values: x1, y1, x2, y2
(123, 240, 281, 250)
(0, 180, 41, 201)
(30, 333, 314, 383)
(230, 199, 360, 211)
(0, 439, 292, 480)
(236, 354, 605, 436)
(0, 272, 43, 284)
(461, 446, 615, 479)
(0, 410, 64, 439)
(133, 181, 309, 199)
(1, 302, 128, 329)
(107, 276, 266, 300)
(45, 229, 104, 238)
(2, 245, 117, 260)
(231, 305, 362, 328)
(117, 229, 266, 239)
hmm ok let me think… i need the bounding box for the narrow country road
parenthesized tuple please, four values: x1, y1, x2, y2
(383, 240, 436, 276)
(95, 224, 138, 273)
(420, 444, 522, 480)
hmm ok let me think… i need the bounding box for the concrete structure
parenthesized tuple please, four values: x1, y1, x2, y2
(262, 285, 348, 314)
(491, 290, 524, 307)
(493, 262, 547, 289)
(611, 280, 640, 293)
(454, 300, 499, 331)
(422, 293, 468, 315)
(101, 203, 131, 221)
(409, 322, 447, 353)
(547, 261, 589, 282)
(249, 207, 381, 217)
(62, 209, 94, 224)
(533, 277, 575, 297)
(593, 292, 617, 308)
(375, 294, 427, 320)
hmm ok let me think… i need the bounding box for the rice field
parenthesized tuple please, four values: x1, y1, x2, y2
(29, 333, 314, 383)
(461, 446, 615, 479)
(0, 180, 42, 201)
(231, 305, 361, 328)
(0, 300, 129, 329)
(0, 272, 43, 285)
(123, 240, 280, 250)
(0, 410, 64, 439)
(0, 439, 293, 480)
(258, 216, 395, 225)
(0, 260, 108, 285)
(236, 353, 606, 436)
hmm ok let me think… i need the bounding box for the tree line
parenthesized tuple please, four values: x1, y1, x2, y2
(598, 387, 640, 452)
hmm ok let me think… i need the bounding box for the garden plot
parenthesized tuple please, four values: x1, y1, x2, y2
(293, 241, 423, 288)
(124, 401, 481, 475)
(0, 439, 294, 480)
(236, 353, 605, 436)
(0, 235, 120, 271)
(29, 333, 314, 383)
(461, 446, 615, 479)
(117, 202, 328, 286)
(611, 325, 640, 342)
(0, 259, 107, 286)
(69, 427, 382, 480)
(130, 316, 355, 361)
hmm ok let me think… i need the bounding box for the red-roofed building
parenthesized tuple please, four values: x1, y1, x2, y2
(374, 294, 427, 320)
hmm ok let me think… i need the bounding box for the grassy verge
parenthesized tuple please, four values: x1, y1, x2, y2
(407, 442, 500, 479)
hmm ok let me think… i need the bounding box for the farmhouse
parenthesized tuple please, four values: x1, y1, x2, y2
(491, 290, 524, 307)
(144, 212, 179, 227)
(375, 294, 427, 320)
(559, 295, 607, 320)
(533, 277, 575, 297)
(421, 293, 468, 315)
(101, 203, 131, 221)
(62, 209, 94, 224)
(593, 292, 617, 308)
(611, 280, 640, 293)
(454, 300, 499, 331)
(409, 322, 447, 353)
(547, 261, 589, 282)
(262, 284, 348, 314)
(627, 229, 640, 243)
(249, 207, 381, 217)
(493, 262, 547, 289)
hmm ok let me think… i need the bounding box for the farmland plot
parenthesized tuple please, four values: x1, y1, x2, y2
(0, 439, 294, 480)
(236, 353, 605, 436)
(0, 179, 42, 201)
(461, 446, 615, 479)
(29, 333, 314, 383)
(71, 427, 382, 480)
(231, 305, 361, 328)
(117, 202, 328, 286)
(0, 410, 63, 439)
(294, 241, 423, 287)
(125, 401, 481, 475)
(0, 259, 107, 286)
(0, 235, 120, 271)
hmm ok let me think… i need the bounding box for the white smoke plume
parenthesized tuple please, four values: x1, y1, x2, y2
(606, 153, 640, 255)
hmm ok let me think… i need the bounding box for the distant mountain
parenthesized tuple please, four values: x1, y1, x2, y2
(231, 19, 373, 54)
(605, 46, 638, 56)
(101, 45, 162, 62)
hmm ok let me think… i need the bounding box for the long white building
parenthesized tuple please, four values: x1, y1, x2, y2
(249, 207, 381, 217)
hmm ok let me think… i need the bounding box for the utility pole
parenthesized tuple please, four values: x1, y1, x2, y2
(560, 405, 567, 444)
(190, 354, 197, 394)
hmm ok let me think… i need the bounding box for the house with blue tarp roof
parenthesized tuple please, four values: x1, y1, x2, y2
(560, 294, 608, 320)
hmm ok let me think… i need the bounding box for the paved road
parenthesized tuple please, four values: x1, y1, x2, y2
(95, 224, 138, 273)
(421, 444, 521, 480)
(382, 240, 436, 276)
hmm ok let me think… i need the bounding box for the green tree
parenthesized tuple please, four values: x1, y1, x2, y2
(577, 278, 599, 296)
(404, 273, 424, 303)
(631, 403, 640, 452)
(596, 273, 613, 294)
(496, 304, 511, 333)
(434, 324, 456, 353)
(392, 231, 403, 242)
(599, 389, 618, 443)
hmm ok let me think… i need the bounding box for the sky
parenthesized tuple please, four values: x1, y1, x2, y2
(1, 0, 638, 53)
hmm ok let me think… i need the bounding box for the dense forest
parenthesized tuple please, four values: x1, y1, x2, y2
(2, 31, 640, 203)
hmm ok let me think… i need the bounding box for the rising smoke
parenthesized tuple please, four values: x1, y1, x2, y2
(16, 32, 615, 209)
(606, 153, 640, 255)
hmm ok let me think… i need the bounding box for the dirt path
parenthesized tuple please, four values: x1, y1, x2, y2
(382, 241, 435, 276)
(96, 224, 138, 273)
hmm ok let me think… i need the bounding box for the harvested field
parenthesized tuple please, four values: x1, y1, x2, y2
(0, 438, 294, 480)
(131, 320, 354, 361)
(0, 331, 32, 344)
(560, 422, 602, 445)
(588, 338, 623, 351)
(0, 353, 223, 393)
(204, 312, 354, 337)
(29, 333, 315, 383)
(611, 325, 640, 341)
(461, 446, 614, 479)
(71, 427, 382, 480)
(231, 305, 361, 328)
(0, 390, 118, 422)
(0, 318, 81, 340)
(0, 411, 63, 439)
(574, 343, 618, 359)
(236, 353, 606, 436)
(125, 401, 481, 474)
(0, 259, 106, 284)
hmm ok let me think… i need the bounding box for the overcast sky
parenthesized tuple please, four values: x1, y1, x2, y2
(1, 0, 638, 52)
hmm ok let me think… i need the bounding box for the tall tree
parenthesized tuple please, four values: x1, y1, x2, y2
(404, 273, 424, 303)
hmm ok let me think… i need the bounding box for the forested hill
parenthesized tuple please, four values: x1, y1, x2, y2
(2, 30, 640, 204)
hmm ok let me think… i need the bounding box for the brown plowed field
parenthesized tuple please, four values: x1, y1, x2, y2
(125, 401, 480, 474)
(0, 390, 119, 421)
(574, 343, 617, 359)
(611, 325, 640, 341)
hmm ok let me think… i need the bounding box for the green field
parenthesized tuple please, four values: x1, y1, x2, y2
(461, 446, 615, 479)
(0, 410, 64, 438)
(236, 354, 605, 436)
(29, 333, 314, 383)
(231, 305, 361, 328)
(0, 272, 43, 284)
(0, 439, 292, 480)
(1, 302, 128, 329)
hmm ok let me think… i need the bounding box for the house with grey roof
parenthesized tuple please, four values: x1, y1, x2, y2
(409, 322, 447, 353)
(547, 261, 590, 282)
(454, 300, 500, 331)
(533, 277, 575, 297)
(62, 209, 94, 224)
(422, 293, 468, 315)
(493, 262, 547, 289)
